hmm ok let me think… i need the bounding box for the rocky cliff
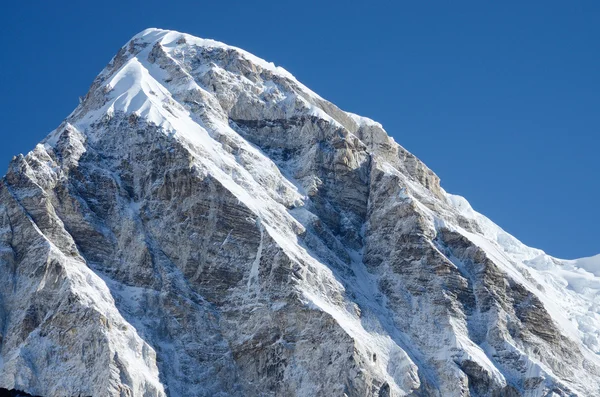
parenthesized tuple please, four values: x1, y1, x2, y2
(0, 28, 599, 397)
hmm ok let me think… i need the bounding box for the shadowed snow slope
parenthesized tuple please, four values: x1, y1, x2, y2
(0, 28, 598, 397)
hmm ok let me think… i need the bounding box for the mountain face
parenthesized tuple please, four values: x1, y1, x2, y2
(0, 28, 598, 397)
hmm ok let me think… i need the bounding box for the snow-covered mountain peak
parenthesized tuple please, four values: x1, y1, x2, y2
(131, 27, 302, 81)
(66, 29, 381, 138)
(50, 27, 444, 203)
(66, 27, 328, 128)
(2, 29, 600, 397)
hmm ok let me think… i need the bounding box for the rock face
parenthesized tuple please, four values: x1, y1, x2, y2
(0, 28, 599, 397)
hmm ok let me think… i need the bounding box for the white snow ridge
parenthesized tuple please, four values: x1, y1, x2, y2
(0, 28, 598, 397)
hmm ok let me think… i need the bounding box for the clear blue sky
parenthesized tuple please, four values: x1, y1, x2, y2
(0, 1, 598, 259)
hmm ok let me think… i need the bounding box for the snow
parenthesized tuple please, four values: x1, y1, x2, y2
(445, 192, 600, 359)
(247, 217, 264, 292)
(302, 282, 420, 395)
(33, 235, 165, 395)
(133, 28, 326, 102)
(346, 112, 384, 129)
(566, 254, 600, 277)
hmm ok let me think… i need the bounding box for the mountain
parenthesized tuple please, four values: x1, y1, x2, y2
(0, 28, 598, 397)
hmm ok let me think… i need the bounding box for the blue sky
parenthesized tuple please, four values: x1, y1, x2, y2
(0, 1, 598, 259)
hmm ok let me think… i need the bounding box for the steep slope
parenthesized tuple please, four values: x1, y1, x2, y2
(0, 28, 598, 396)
